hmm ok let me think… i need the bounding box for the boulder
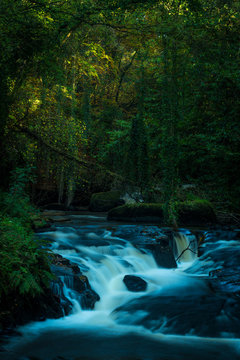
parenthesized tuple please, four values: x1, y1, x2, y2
(123, 275, 147, 292)
(89, 191, 124, 212)
(114, 280, 240, 337)
(51, 254, 100, 310)
(108, 201, 216, 227)
(108, 203, 164, 223)
(112, 226, 176, 268)
(114, 292, 240, 337)
(143, 243, 177, 268)
(0, 288, 67, 332)
(177, 200, 216, 227)
(43, 203, 69, 211)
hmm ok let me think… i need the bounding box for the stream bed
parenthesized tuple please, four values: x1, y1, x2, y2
(2, 214, 240, 360)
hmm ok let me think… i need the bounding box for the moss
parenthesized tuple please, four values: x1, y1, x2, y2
(31, 214, 47, 230)
(177, 200, 216, 226)
(89, 191, 123, 212)
(108, 203, 164, 223)
(91, 190, 121, 201)
(108, 200, 216, 226)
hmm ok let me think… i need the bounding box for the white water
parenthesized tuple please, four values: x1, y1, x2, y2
(4, 220, 240, 360)
(173, 231, 198, 265)
(51, 228, 198, 316)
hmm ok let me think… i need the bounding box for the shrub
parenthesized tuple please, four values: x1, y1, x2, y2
(0, 166, 37, 226)
(0, 216, 53, 297)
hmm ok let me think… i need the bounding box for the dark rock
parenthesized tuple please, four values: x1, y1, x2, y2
(51, 254, 80, 273)
(0, 288, 66, 331)
(144, 243, 177, 268)
(80, 289, 100, 309)
(89, 191, 124, 212)
(51, 254, 100, 310)
(34, 225, 55, 233)
(48, 216, 71, 222)
(43, 203, 69, 211)
(41, 210, 66, 217)
(114, 282, 240, 337)
(123, 275, 147, 292)
(112, 226, 176, 268)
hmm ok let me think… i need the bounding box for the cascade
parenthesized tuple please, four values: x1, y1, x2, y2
(2, 219, 240, 360)
(173, 231, 198, 264)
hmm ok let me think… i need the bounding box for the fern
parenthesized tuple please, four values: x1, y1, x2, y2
(0, 215, 53, 297)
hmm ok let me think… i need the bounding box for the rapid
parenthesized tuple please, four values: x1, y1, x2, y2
(2, 215, 240, 360)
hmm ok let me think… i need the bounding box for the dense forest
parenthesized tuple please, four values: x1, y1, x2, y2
(1, 0, 240, 343)
(1, 0, 240, 207)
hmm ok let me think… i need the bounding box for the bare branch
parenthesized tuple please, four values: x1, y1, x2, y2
(175, 239, 197, 262)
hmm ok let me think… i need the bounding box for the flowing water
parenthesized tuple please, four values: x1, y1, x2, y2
(2, 215, 240, 360)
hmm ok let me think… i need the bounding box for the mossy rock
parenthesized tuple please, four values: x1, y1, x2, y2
(31, 215, 48, 231)
(107, 203, 164, 223)
(177, 200, 216, 227)
(108, 200, 216, 227)
(89, 191, 124, 212)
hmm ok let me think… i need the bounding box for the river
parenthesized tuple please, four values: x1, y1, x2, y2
(2, 214, 240, 360)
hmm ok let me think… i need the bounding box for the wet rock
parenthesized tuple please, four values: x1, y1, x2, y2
(0, 288, 65, 331)
(89, 191, 124, 212)
(209, 271, 240, 297)
(144, 243, 177, 268)
(49, 216, 71, 222)
(138, 229, 176, 268)
(113, 226, 177, 268)
(41, 210, 66, 217)
(51, 254, 80, 273)
(80, 289, 100, 309)
(123, 275, 147, 292)
(51, 254, 100, 310)
(114, 284, 240, 337)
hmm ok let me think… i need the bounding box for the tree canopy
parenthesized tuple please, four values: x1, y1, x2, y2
(1, 0, 240, 211)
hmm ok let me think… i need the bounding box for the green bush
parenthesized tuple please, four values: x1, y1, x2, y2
(0, 216, 53, 297)
(0, 166, 53, 297)
(0, 166, 38, 226)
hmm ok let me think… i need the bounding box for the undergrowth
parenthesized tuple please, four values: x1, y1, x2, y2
(0, 167, 53, 298)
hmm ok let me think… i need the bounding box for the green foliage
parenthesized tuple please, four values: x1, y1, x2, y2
(0, 166, 52, 297)
(0, 216, 53, 297)
(0, 167, 37, 224)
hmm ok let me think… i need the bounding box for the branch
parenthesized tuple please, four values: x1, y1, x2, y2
(175, 239, 198, 262)
(13, 124, 125, 181)
(116, 50, 138, 103)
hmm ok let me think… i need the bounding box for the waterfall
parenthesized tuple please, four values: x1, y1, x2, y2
(4, 221, 240, 360)
(173, 232, 198, 264)
(47, 227, 200, 316)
